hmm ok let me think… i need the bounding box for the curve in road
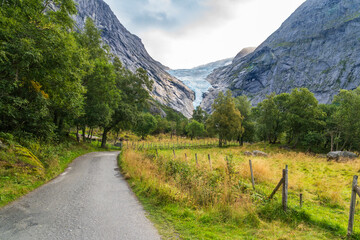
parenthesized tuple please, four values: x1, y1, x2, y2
(0, 152, 161, 240)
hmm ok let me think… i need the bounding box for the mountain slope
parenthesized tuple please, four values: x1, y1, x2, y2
(168, 58, 233, 107)
(202, 0, 360, 111)
(73, 0, 195, 118)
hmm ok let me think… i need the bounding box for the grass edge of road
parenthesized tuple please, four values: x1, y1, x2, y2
(0, 138, 114, 208)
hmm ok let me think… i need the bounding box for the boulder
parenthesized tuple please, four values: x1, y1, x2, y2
(327, 151, 358, 162)
(244, 151, 253, 156)
(252, 150, 268, 157)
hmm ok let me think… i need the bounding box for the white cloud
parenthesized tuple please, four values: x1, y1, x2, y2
(104, 0, 306, 69)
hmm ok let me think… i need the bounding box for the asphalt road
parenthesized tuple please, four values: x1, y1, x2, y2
(0, 152, 161, 240)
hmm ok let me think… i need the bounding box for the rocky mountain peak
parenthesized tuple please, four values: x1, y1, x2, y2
(201, 0, 360, 112)
(73, 0, 195, 118)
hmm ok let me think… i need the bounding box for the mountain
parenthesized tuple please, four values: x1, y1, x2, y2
(72, 0, 195, 118)
(200, 48, 255, 112)
(202, 0, 360, 112)
(168, 58, 233, 107)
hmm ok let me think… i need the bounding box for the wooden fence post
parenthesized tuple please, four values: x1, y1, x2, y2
(208, 154, 212, 171)
(195, 153, 198, 166)
(348, 175, 358, 237)
(249, 160, 255, 190)
(282, 166, 288, 212)
(156, 149, 159, 158)
(173, 149, 176, 159)
(185, 153, 187, 161)
(300, 193, 303, 208)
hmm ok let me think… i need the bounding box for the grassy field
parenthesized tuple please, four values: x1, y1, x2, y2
(0, 138, 104, 208)
(119, 141, 360, 239)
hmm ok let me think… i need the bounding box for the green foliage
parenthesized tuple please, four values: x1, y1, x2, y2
(235, 95, 255, 144)
(254, 93, 289, 144)
(192, 106, 209, 124)
(332, 87, 360, 151)
(206, 91, 244, 146)
(286, 88, 325, 146)
(185, 120, 205, 140)
(0, 0, 85, 138)
(134, 113, 158, 139)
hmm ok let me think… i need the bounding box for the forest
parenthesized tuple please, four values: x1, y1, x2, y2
(1, 0, 360, 155)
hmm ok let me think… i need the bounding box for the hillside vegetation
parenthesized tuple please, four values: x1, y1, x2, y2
(0, 134, 99, 207)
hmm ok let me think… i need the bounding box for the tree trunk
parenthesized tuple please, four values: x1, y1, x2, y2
(330, 132, 334, 152)
(90, 129, 94, 141)
(87, 128, 92, 140)
(76, 126, 80, 143)
(82, 126, 86, 142)
(219, 138, 222, 147)
(240, 136, 244, 146)
(101, 128, 110, 148)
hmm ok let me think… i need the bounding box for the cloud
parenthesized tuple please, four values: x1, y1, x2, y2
(104, 0, 306, 69)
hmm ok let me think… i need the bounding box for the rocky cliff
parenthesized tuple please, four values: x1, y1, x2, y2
(200, 48, 255, 112)
(73, 0, 195, 118)
(202, 0, 360, 112)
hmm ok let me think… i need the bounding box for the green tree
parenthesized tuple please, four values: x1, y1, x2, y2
(76, 18, 121, 143)
(134, 113, 157, 140)
(100, 58, 153, 147)
(254, 93, 289, 144)
(206, 91, 243, 147)
(286, 88, 325, 147)
(332, 88, 360, 151)
(0, 0, 85, 139)
(186, 120, 205, 140)
(192, 106, 208, 124)
(235, 95, 255, 145)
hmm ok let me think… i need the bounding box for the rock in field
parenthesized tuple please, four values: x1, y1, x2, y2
(243, 150, 268, 157)
(252, 150, 268, 157)
(244, 151, 253, 156)
(327, 151, 358, 162)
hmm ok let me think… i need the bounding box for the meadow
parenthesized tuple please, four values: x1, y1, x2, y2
(119, 140, 360, 239)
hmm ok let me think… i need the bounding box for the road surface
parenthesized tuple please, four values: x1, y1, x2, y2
(0, 152, 161, 240)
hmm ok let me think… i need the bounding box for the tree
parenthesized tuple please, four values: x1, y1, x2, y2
(332, 88, 360, 151)
(254, 93, 289, 144)
(286, 88, 325, 147)
(100, 58, 153, 147)
(134, 113, 157, 139)
(186, 120, 205, 140)
(206, 91, 243, 147)
(192, 106, 208, 124)
(0, 0, 85, 139)
(235, 95, 254, 145)
(76, 18, 121, 143)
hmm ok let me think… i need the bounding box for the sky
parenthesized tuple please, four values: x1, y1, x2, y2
(103, 0, 306, 69)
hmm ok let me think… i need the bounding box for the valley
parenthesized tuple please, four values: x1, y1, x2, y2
(168, 58, 232, 107)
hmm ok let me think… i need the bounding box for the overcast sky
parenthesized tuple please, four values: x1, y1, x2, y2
(103, 0, 306, 69)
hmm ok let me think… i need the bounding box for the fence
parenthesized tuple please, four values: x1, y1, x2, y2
(348, 175, 360, 237)
(125, 145, 360, 238)
(123, 139, 240, 151)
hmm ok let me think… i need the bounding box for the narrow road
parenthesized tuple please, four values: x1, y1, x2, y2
(0, 152, 161, 240)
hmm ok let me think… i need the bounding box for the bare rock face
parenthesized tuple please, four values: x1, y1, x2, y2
(202, 0, 360, 112)
(200, 47, 255, 112)
(73, 0, 195, 117)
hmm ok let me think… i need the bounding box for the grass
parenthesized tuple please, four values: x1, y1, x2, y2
(119, 142, 360, 239)
(0, 137, 102, 208)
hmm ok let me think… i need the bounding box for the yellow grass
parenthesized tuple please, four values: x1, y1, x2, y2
(120, 142, 360, 239)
